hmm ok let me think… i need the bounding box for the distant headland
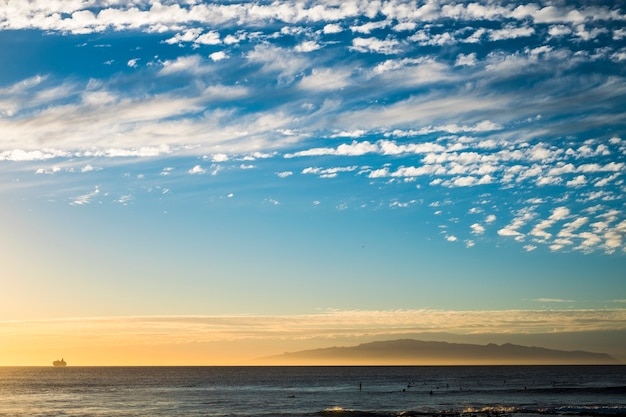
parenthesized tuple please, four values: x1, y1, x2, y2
(259, 339, 620, 365)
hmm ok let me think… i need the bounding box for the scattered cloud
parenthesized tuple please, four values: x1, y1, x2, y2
(302, 166, 358, 179)
(351, 37, 399, 54)
(209, 51, 228, 62)
(70, 186, 100, 206)
(159, 55, 205, 75)
(188, 165, 206, 175)
(471, 223, 486, 235)
(323, 23, 343, 34)
(0, 0, 625, 256)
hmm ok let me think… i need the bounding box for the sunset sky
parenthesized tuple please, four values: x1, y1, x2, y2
(1, 0, 625, 366)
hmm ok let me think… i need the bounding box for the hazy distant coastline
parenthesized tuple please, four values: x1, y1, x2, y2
(259, 339, 620, 365)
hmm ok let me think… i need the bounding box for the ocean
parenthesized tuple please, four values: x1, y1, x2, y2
(0, 366, 624, 416)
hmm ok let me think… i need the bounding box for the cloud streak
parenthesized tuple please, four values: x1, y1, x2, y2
(2, 309, 625, 346)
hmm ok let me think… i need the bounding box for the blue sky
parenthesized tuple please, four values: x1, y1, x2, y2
(1, 0, 625, 364)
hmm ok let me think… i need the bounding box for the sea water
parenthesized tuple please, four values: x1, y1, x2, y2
(0, 366, 624, 416)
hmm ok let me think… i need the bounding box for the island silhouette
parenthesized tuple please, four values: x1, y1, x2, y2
(258, 339, 619, 365)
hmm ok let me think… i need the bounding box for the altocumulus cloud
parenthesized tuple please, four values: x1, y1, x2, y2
(0, 0, 625, 255)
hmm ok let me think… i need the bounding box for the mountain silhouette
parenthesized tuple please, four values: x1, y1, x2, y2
(259, 339, 619, 365)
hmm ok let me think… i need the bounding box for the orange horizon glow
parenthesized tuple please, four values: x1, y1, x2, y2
(1, 309, 625, 366)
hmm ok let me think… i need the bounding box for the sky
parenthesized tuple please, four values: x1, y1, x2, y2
(1, 0, 626, 366)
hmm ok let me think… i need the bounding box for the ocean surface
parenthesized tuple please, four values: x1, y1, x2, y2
(0, 366, 624, 416)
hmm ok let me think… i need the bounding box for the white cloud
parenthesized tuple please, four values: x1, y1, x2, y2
(535, 209, 570, 242)
(70, 186, 100, 206)
(212, 153, 229, 162)
(497, 207, 536, 241)
(195, 30, 221, 45)
(115, 194, 132, 205)
(266, 198, 280, 206)
(242, 152, 276, 161)
(164, 28, 203, 45)
(302, 166, 358, 178)
(287, 141, 378, 158)
(574, 24, 608, 41)
(323, 23, 342, 34)
(471, 223, 486, 235)
(548, 25, 572, 37)
(511, 4, 587, 24)
(548, 163, 575, 176)
(558, 217, 588, 238)
(536, 175, 561, 186)
(462, 28, 487, 43)
(224, 33, 246, 45)
(578, 162, 624, 173)
(566, 175, 587, 187)
(531, 219, 555, 241)
(604, 230, 622, 253)
(2, 1, 622, 38)
(351, 37, 399, 54)
(188, 165, 206, 174)
(550, 207, 571, 221)
(410, 30, 456, 46)
(527, 143, 559, 161)
(368, 167, 389, 178)
(246, 44, 309, 83)
(277, 171, 293, 178)
(97, 146, 170, 158)
(351, 20, 390, 34)
(0, 75, 47, 95)
(202, 84, 249, 100)
(489, 25, 534, 41)
(452, 176, 478, 187)
(331, 130, 367, 138)
(595, 173, 620, 188)
(159, 55, 205, 75)
(0, 149, 69, 161)
(614, 29, 626, 41)
(299, 68, 351, 90)
(209, 51, 228, 62)
(295, 40, 321, 53)
(393, 21, 417, 32)
(576, 232, 602, 251)
(35, 165, 61, 175)
(455, 52, 477, 67)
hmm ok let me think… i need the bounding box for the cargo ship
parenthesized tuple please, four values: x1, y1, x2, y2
(53, 358, 66, 367)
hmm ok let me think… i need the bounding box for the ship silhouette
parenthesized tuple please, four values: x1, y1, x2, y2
(53, 358, 66, 367)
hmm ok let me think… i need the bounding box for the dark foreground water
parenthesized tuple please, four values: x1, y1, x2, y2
(0, 366, 624, 416)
